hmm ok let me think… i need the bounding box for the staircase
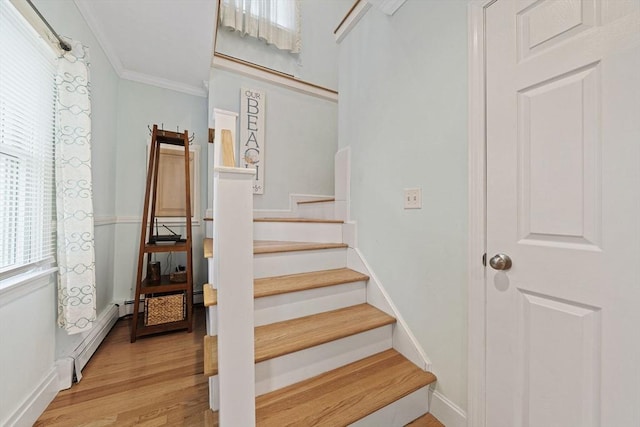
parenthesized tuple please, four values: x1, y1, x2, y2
(202, 208, 438, 426)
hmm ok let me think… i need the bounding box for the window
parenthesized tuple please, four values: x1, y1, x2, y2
(219, 0, 301, 53)
(0, 1, 56, 277)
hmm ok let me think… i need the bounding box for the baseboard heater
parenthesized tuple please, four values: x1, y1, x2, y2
(56, 303, 119, 390)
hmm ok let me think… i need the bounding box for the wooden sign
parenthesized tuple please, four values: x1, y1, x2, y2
(240, 88, 265, 194)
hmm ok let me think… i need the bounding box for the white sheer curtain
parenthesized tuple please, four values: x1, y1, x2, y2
(220, 0, 301, 53)
(56, 38, 96, 336)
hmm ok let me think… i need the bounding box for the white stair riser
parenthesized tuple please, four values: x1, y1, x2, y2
(254, 281, 365, 326)
(206, 306, 215, 337)
(296, 202, 336, 220)
(209, 248, 348, 280)
(209, 219, 342, 239)
(253, 222, 342, 243)
(349, 387, 430, 427)
(254, 248, 347, 278)
(209, 325, 393, 411)
(206, 281, 367, 335)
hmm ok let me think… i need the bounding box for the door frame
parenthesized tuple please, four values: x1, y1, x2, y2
(467, 1, 496, 426)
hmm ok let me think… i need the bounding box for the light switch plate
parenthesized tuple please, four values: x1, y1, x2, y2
(404, 188, 422, 209)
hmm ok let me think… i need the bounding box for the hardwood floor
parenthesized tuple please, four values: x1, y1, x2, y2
(35, 304, 445, 426)
(35, 306, 209, 426)
(406, 413, 446, 427)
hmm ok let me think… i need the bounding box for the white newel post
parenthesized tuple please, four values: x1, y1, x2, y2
(214, 166, 256, 426)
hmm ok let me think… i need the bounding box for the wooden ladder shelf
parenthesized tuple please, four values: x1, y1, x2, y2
(131, 124, 194, 342)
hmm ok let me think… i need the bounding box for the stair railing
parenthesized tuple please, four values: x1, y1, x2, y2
(213, 164, 257, 426)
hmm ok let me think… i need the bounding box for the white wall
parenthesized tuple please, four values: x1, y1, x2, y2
(209, 68, 337, 210)
(338, 0, 469, 413)
(1, 0, 119, 423)
(216, 0, 352, 90)
(113, 80, 209, 304)
(0, 276, 57, 426)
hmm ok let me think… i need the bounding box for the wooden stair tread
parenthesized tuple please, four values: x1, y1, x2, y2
(203, 284, 217, 307)
(203, 335, 218, 376)
(254, 240, 347, 254)
(297, 198, 335, 204)
(406, 413, 446, 427)
(256, 349, 436, 426)
(206, 349, 436, 426)
(204, 304, 395, 376)
(203, 238, 348, 258)
(254, 217, 343, 223)
(256, 268, 368, 298)
(203, 268, 368, 307)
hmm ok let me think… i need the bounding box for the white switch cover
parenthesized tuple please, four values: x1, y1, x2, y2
(404, 188, 422, 209)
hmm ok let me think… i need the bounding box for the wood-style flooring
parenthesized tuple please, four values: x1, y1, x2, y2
(35, 306, 209, 426)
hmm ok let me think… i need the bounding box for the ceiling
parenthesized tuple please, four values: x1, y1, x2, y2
(74, 0, 217, 97)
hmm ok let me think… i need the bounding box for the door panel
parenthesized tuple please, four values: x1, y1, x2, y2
(485, 0, 640, 426)
(517, 290, 601, 427)
(517, 63, 601, 248)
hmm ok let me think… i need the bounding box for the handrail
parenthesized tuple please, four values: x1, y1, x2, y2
(212, 52, 338, 100)
(333, 0, 372, 44)
(334, 0, 362, 34)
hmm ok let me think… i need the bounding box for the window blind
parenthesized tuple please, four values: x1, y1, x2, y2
(0, 1, 56, 275)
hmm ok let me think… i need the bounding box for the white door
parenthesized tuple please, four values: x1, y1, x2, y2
(485, 1, 640, 426)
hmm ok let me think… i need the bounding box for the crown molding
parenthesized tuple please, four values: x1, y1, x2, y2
(120, 69, 208, 97)
(74, 0, 207, 98)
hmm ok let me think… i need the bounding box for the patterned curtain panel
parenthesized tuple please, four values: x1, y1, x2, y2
(55, 39, 96, 335)
(220, 0, 301, 53)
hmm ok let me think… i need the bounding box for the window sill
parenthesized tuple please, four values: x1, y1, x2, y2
(0, 267, 58, 308)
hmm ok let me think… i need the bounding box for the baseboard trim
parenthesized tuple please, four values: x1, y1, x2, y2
(429, 389, 467, 427)
(4, 367, 58, 427)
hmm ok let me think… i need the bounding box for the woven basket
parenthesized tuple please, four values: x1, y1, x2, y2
(145, 293, 185, 326)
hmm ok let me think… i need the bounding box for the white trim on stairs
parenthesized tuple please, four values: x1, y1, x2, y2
(346, 248, 431, 371)
(350, 387, 429, 427)
(345, 241, 468, 426)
